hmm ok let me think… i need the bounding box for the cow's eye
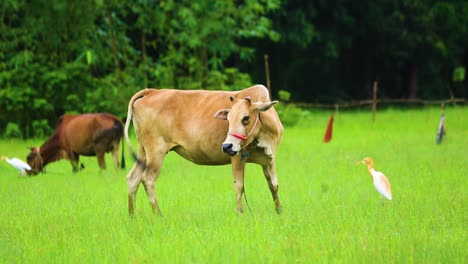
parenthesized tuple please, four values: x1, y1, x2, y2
(242, 115, 250, 124)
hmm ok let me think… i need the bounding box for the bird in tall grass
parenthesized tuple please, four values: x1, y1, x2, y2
(1, 156, 31, 176)
(356, 157, 392, 200)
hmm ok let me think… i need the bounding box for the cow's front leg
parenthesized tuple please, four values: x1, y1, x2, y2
(69, 152, 80, 173)
(263, 160, 282, 214)
(231, 157, 245, 214)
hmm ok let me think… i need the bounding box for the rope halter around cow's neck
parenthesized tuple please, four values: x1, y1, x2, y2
(29, 146, 44, 174)
(230, 113, 260, 142)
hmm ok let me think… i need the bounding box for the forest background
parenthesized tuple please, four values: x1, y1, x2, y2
(1, 0, 467, 138)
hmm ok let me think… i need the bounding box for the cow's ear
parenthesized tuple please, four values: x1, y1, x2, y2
(214, 109, 230, 120)
(254, 101, 278, 112)
(27, 147, 36, 152)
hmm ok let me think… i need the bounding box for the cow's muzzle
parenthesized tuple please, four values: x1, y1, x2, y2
(222, 143, 238, 156)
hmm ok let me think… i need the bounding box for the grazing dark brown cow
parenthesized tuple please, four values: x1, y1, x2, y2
(125, 85, 283, 216)
(26, 113, 125, 175)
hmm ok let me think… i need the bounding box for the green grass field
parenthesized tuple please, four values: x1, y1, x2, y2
(0, 107, 466, 263)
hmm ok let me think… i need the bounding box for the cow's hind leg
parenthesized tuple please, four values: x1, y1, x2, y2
(95, 147, 107, 170)
(127, 163, 143, 216)
(111, 141, 120, 169)
(142, 154, 164, 216)
(138, 139, 168, 216)
(127, 145, 146, 217)
(263, 160, 282, 214)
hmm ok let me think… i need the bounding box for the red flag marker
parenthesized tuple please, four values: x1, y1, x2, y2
(323, 113, 334, 143)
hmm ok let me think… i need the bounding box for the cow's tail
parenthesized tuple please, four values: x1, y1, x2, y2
(124, 89, 150, 168)
(112, 119, 126, 169)
(120, 130, 125, 169)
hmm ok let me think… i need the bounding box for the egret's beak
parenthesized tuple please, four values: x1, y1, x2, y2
(356, 160, 364, 165)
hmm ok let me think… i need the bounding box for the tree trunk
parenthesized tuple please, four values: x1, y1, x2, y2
(141, 31, 147, 88)
(105, 8, 120, 79)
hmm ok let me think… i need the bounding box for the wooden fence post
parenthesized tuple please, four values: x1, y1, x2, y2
(264, 54, 271, 99)
(372, 81, 378, 122)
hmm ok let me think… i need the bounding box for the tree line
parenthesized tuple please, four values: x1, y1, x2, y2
(1, 0, 466, 138)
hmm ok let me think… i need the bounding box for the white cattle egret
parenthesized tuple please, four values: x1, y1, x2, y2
(1, 156, 31, 176)
(356, 157, 392, 200)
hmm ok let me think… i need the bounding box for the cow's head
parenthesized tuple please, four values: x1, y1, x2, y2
(26, 147, 43, 175)
(215, 96, 277, 156)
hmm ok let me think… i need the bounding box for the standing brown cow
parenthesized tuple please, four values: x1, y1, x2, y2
(26, 113, 125, 175)
(125, 85, 283, 216)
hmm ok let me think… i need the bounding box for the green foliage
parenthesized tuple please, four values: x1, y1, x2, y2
(452, 67, 465, 82)
(278, 89, 291, 101)
(31, 119, 52, 139)
(0, 0, 467, 138)
(0, 0, 279, 138)
(205, 68, 253, 90)
(276, 89, 302, 127)
(4, 122, 21, 139)
(246, 0, 468, 101)
(276, 103, 302, 127)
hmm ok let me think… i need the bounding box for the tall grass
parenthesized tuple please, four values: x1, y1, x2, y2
(0, 106, 466, 263)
